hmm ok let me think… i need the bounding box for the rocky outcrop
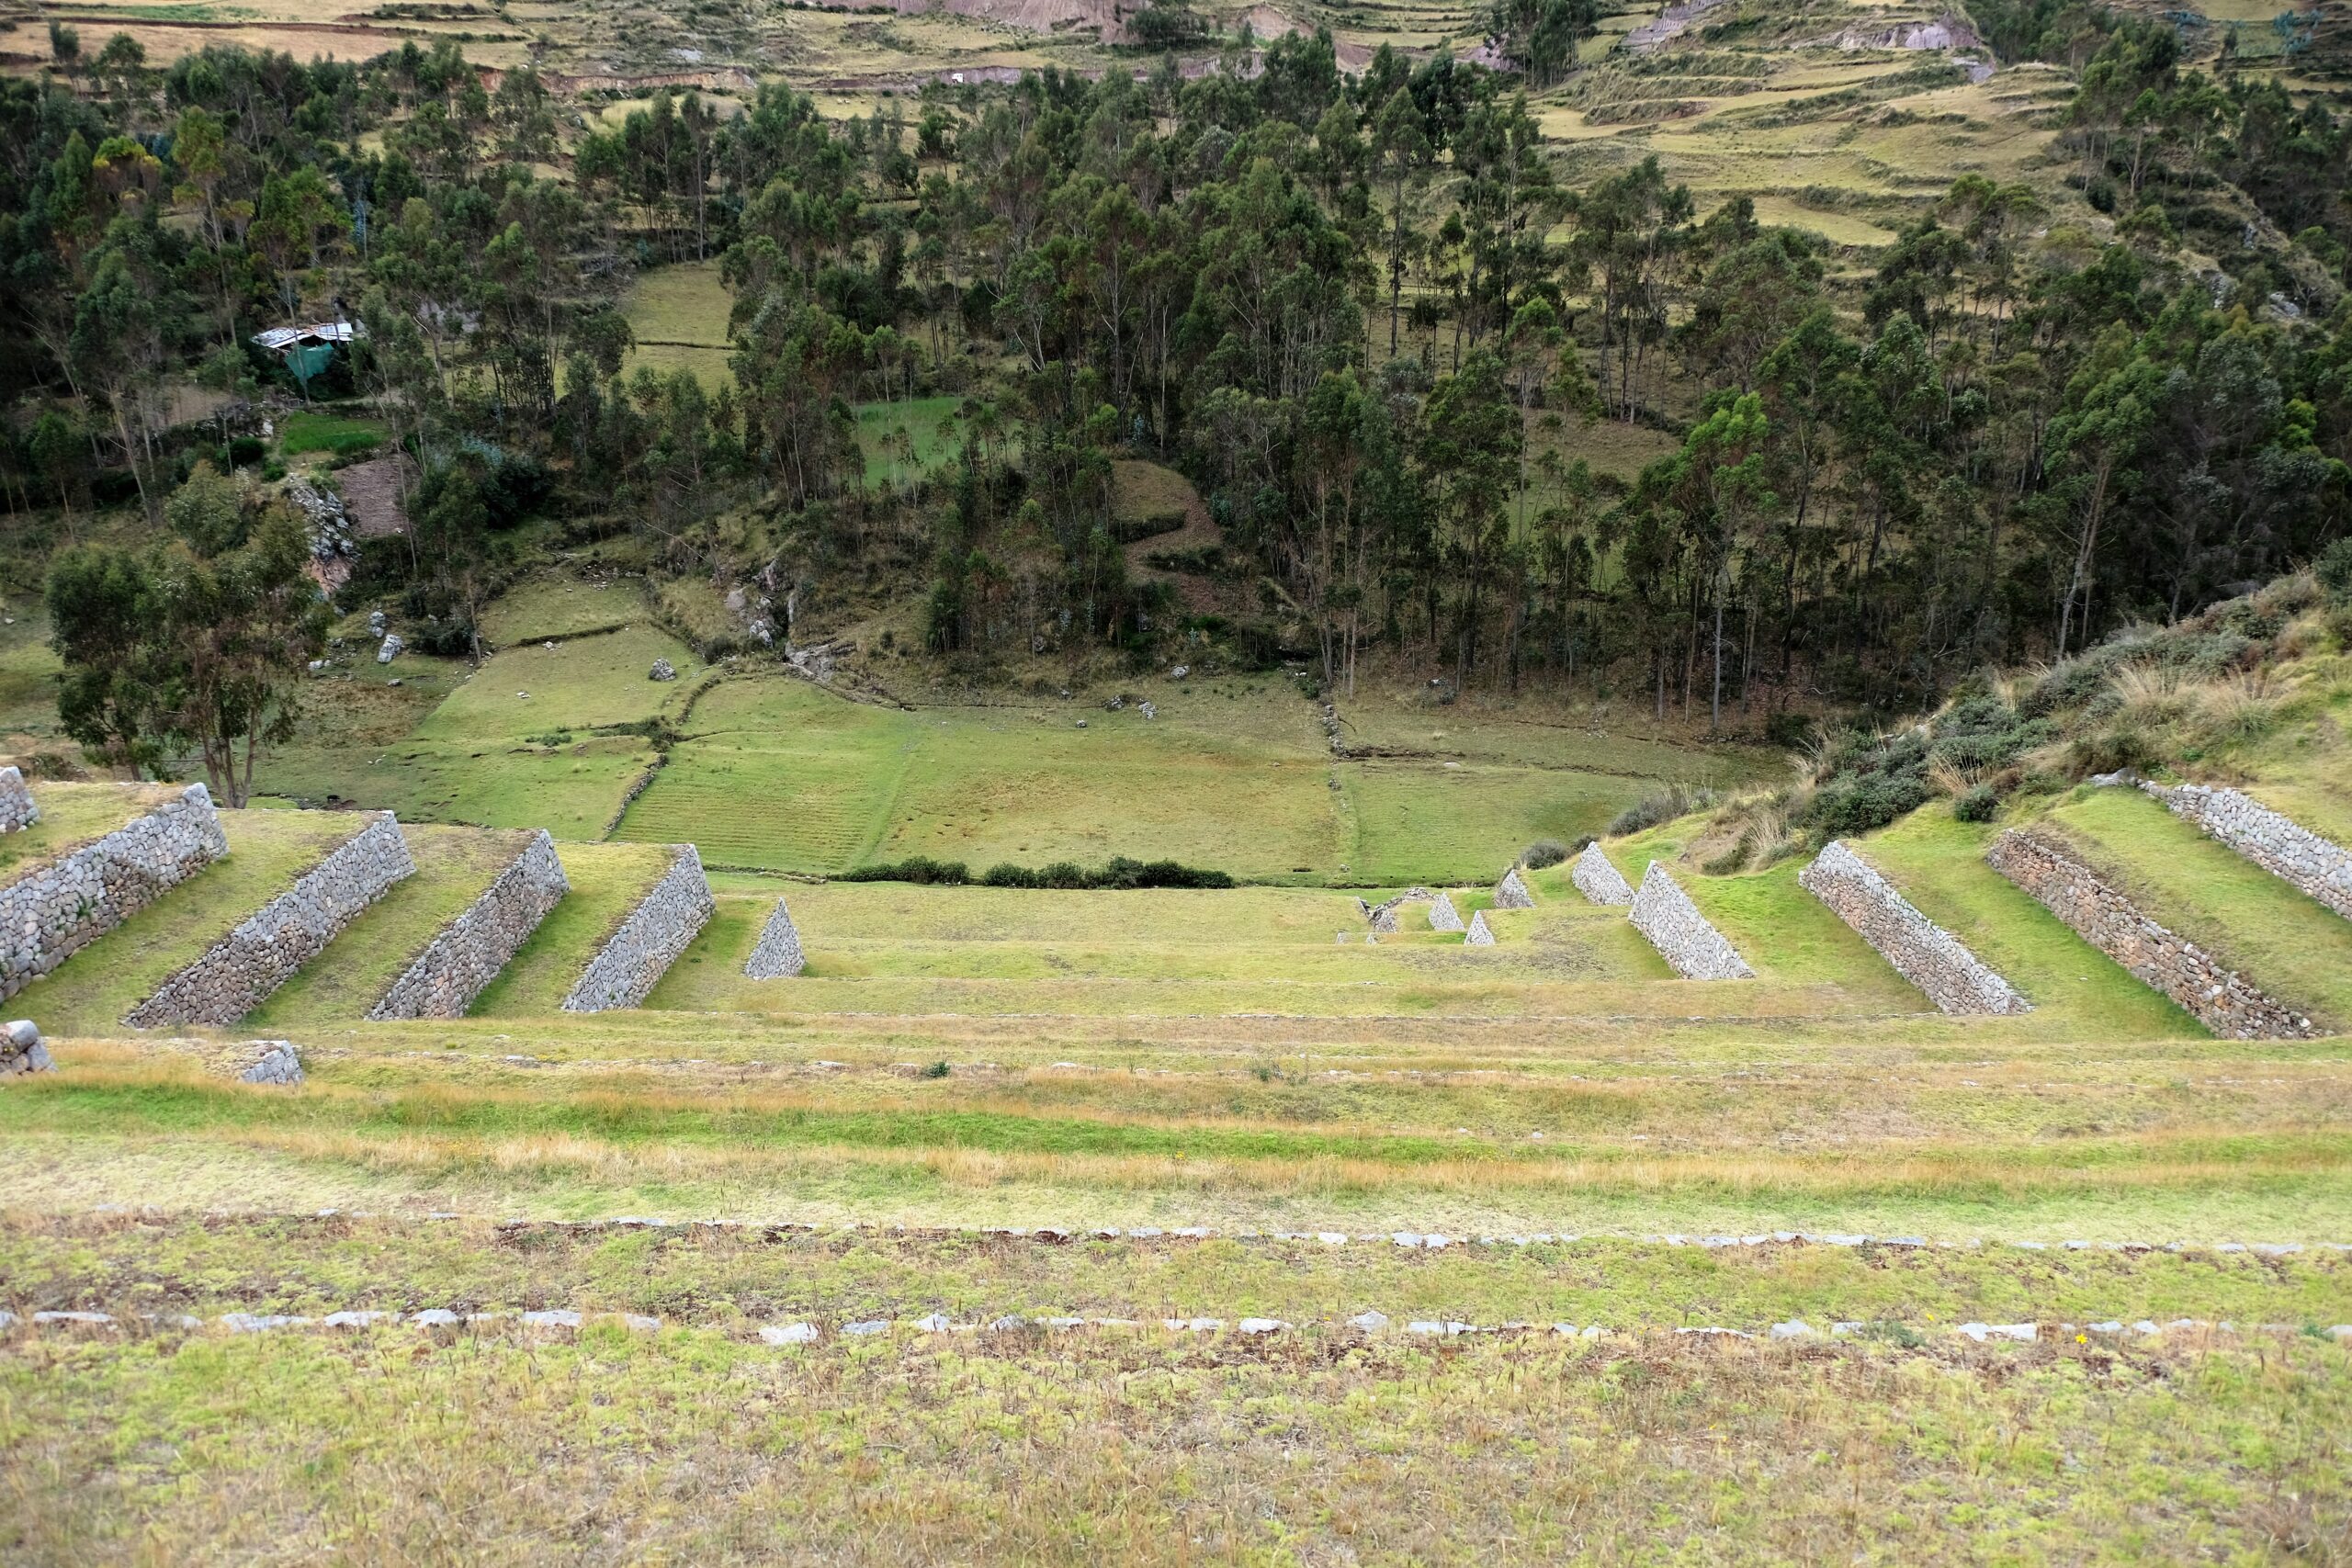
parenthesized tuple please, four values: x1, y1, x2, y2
(744, 897, 807, 978)
(3, 1018, 51, 1076)
(126, 814, 414, 1028)
(1, 784, 229, 1005)
(1571, 843, 1635, 907)
(368, 831, 570, 1021)
(218, 1038, 303, 1086)
(1800, 840, 2030, 1016)
(1986, 829, 2318, 1039)
(560, 846, 714, 1012)
(2141, 781, 2352, 922)
(1464, 909, 1495, 946)
(1428, 893, 1465, 932)
(0, 766, 35, 832)
(1628, 863, 1755, 980)
(1493, 867, 1534, 909)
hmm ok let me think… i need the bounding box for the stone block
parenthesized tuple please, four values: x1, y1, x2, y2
(0, 766, 36, 832)
(1628, 862, 1754, 980)
(2, 1018, 52, 1076)
(217, 1039, 303, 1086)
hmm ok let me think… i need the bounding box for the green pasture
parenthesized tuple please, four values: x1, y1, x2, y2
(618, 673, 1720, 883)
(0, 593, 62, 741)
(0, 780, 170, 880)
(477, 571, 654, 645)
(411, 625, 705, 742)
(256, 738, 656, 836)
(277, 410, 384, 460)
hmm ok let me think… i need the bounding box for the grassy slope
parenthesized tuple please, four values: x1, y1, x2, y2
(478, 571, 656, 645)
(2044, 785, 2352, 1031)
(470, 840, 679, 1015)
(17, 809, 365, 1033)
(247, 825, 535, 1027)
(9, 1316, 2341, 1566)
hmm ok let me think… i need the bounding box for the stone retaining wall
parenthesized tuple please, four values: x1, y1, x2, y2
(1464, 909, 1495, 946)
(1985, 829, 2318, 1039)
(126, 813, 414, 1028)
(2141, 781, 2352, 921)
(368, 831, 570, 1021)
(1493, 868, 1534, 909)
(743, 897, 806, 978)
(1, 784, 228, 1005)
(1571, 844, 1634, 906)
(560, 845, 714, 1012)
(1799, 840, 2030, 1016)
(0, 766, 35, 832)
(1628, 863, 1755, 979)
(1427, 892, 1464, 932)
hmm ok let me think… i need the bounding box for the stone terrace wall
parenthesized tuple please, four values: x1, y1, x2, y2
(1464, 909, 1495, 946)
(368, 831, 570, 1021)
(561, 845, 715, 1012)
(0, 766, 35, 832)
(1571, 844, 1634, 907)
(1629, 863, 1755, 979)
(1493, 868, 1534, 909)
(1427, 893, 1465, 932)
(126, 813, 415, 1028)
(1800, 840, 2030, 1016)
(1986, 828, 2318, 1039)
(1, 784, 228, 1005)
(2142, 781, 2352, 922)
(743, 897, 807, 978)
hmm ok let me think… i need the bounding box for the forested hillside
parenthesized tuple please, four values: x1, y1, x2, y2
(0, 5, 2346, 762)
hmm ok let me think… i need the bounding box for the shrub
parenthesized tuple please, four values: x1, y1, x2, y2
(1953, 784, 1999, 822)
(1607, 782, 1720, 837)
(1807, 773, 1930, 836)
(922, 1060, 951, 1079)
(2317, 537, 2352, 602)
(1762, 711, 1816, 750)
(976, 856, 1234, 890)
(1520, 839, 1570, 870)
(838, 856, 970, 885)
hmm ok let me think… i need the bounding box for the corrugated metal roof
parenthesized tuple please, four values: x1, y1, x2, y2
(252, 321, 365, 351)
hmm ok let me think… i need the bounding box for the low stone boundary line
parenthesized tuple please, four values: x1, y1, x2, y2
(743, 896, 806, 978)
(79, 1207, 2352, 1257)
(0, 765, 35, 832)
(7, 1304, 2344, 1349)
(560, 844, 715, 1012)
(1799, 840, 2030, 1015)
(2141, 780, 2352, 921)
(2, 784, 227, 1005)
(1628, 863, 1754, 979)
(1986, 828, 2319, 1038)
(1571, 844, 1634, 906)
(368, 830, 569, 1020)
(126, 813, 414, 1028)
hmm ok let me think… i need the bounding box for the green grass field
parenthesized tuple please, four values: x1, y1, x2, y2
(855, 396, 965, 488)
(412, 625, 706, 743)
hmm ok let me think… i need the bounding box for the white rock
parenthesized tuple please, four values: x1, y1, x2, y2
(760, 1323, 820, 1345)
(1237, 1317, 1287, 1335)
(1348, 1311, 1390, 1331)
